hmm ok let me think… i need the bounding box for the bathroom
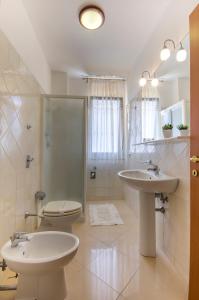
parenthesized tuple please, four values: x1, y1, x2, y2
(0, 0, 199, 299)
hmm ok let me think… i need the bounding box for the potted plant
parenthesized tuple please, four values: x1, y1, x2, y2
(162, 123, 173, 138)
(177, 124, 189, 136)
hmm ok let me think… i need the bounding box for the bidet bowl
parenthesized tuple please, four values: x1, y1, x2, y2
(118, 169, 179, 193)
(1, 231, 79, 275)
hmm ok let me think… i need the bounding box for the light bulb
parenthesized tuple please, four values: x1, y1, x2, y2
(139, 77, 147, 87)
(176, 48, 187, 62)
(151, 78, 159, 87)
(160, 47, 171, 61)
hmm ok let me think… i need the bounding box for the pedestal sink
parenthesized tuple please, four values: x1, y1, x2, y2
(1, 231, 79, 300)
(118, 169, 179, 257)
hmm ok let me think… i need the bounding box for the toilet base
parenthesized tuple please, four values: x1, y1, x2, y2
(16, 268, 67, 300)
(37, 212, 82, 233)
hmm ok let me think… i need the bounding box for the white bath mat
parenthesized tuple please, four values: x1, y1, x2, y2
(89, 204, 124, 226)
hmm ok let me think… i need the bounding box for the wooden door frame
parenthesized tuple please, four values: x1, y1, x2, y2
(189, 4, 199, 300)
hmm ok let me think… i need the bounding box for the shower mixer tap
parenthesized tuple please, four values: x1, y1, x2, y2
(35, 191, 46, 201)
(26, 155, 34, 168)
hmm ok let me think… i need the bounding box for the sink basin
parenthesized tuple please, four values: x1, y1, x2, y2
(1, 231, 79, 300)
(118, 169, 179, 258)
(118, 169, 179, 193)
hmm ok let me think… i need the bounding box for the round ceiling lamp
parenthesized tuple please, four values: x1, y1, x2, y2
(79, 5, 105, 30)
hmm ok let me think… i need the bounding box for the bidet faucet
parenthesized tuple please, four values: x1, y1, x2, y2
(10, 232, 30, 248)
(143, 160, 160, 175)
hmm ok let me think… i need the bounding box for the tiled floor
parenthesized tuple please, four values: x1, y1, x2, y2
(1, 200, 187, 300)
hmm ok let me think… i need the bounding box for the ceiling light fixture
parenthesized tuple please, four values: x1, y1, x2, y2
(79, 5, 105, 30)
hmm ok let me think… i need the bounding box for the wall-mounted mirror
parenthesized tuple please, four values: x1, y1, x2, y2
(129, 34, 190, 147)
(156, 33, 190, 137)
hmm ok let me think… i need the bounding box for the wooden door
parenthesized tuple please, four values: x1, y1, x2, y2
(189, 4, 199, 300)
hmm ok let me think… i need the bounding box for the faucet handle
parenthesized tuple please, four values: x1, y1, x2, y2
(15, 232, 27, 237)
(143, 160, 152, 164)
(11, 232, 27, 240)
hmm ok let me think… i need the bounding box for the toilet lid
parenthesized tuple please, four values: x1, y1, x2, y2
(43, 200, 82, 215)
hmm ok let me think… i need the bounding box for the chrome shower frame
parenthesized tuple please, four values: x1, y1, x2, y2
(41, 94, 88, 217)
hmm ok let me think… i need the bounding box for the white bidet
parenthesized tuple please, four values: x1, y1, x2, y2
(1, 231, 79, 300)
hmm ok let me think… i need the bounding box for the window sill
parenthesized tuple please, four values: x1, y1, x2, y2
(132, 135, 190, 146)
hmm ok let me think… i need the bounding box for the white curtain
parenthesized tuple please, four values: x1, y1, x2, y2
(128, 97, 161, 152)
(142, 98, 161, 141)
(88, 79, 125, 160)
(128, 99, 142, 150)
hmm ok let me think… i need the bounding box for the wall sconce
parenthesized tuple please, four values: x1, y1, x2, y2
(139, 71, 150, 87)
(176, 42, 187, 62)
(139, 71, 159, 87)
(151, 77, 159, 87)
(160, 39, 175, 61)
(160, 39, 187, 62)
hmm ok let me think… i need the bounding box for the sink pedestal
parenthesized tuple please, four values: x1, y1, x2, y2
(139, 192, 156, 257)
(16, 268, 67, 300)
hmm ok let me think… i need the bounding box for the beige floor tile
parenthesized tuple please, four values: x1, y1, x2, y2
(111, 239, 139, 259)
(121, 213, 138, 226)
(66, 269, 119, 300)
(0, 292, 16, 300)
(88, 247, 139, 293)
(121, 256, 186, 300)
(112, 200, 135, 215)
(65, 259, 83, 276)
(111, 228, 139, 256)
(74, 235, 109, 266)
(88, 225, 127, 245)
(0, 269, 17, 300)
(116, 296, 127, 300)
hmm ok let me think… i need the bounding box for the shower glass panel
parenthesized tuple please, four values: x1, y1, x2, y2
(42, 95, 87, 212)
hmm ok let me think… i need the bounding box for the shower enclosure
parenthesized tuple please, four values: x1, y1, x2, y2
(41, 95, 87, 213)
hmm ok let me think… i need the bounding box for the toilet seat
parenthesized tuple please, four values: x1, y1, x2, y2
(42, 200, 82, 217)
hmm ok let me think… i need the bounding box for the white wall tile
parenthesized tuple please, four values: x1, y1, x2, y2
(87, 160, 124, 200)
(0, 30, 41, 261)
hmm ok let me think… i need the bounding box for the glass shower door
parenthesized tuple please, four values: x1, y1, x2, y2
(42, 95, 87, 211)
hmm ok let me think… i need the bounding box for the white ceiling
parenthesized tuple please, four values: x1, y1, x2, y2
(22, 0, 173, 77)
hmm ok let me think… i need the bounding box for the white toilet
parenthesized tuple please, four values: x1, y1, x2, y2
(38, 200, 82, 233)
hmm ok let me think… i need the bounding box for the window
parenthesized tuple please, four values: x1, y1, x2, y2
(141, 98, 160, 141)
(89, 97, 123, 159)
(128, 98, 160, 153)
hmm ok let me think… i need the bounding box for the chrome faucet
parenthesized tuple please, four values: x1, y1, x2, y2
(10, 232, 29, 248)
(144, 160, 160, 175)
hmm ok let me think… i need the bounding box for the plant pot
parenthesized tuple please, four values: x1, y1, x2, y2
(179, 129, 189, 136)
(163, 129, 173, 138)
